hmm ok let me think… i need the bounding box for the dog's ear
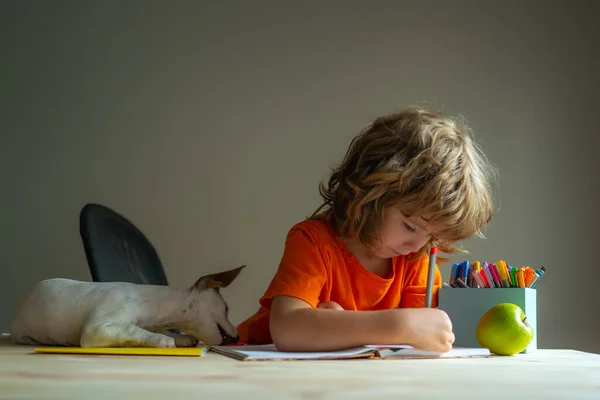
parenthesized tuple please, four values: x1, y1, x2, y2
(193, 265, 246, 291)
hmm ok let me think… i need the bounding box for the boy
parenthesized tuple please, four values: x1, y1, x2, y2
(238, 107, 496, 352)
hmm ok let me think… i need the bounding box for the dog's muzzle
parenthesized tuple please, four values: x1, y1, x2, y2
(218, 324, 240, 345)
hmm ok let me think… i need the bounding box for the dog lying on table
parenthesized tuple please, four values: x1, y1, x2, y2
(10, 265, 245, 348)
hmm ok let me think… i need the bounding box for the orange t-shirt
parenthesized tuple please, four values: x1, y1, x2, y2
(236, 218, 442, 344)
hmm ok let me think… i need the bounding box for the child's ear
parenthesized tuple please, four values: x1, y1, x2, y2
(192, 265, 246, 291)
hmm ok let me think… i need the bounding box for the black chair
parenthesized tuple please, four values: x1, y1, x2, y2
(79, 203, 169, 286)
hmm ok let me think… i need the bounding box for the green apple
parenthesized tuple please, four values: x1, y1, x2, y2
(476, 303, 533, 355)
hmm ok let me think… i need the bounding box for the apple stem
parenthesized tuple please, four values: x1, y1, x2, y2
(523, 317, 527, 323)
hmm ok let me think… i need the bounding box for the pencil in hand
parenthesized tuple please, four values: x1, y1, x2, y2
(425, 247, 437, 308)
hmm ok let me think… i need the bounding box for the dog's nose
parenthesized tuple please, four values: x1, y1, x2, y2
(222, 334, 240, 345)
(218, 324, 240, 345)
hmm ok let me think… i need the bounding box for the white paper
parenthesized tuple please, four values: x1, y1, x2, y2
(365, 344, 491, 358)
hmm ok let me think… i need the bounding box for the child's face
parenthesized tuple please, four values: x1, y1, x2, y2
(372, 205, 439, 259)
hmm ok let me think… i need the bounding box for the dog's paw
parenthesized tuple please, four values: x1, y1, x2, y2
(154, 336, 176, 348)
(175, 335, 199, 348)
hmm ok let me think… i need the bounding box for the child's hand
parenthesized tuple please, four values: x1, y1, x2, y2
(398, 308, 455, 353)
(317, 301, 344, 310)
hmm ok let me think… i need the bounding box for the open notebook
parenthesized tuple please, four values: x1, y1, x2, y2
(210, 344, 491, 361)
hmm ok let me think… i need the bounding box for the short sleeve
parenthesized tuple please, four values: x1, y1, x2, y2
(259, 224, 329, 309)
(399, 252, 443, 308)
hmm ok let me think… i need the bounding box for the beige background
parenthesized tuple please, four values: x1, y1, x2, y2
(2, 1, 599, 353)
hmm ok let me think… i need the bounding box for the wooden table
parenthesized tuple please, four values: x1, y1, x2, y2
(1, 337, 599, 400)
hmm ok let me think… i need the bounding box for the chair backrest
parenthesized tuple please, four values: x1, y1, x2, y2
(79, 203, 169, 285)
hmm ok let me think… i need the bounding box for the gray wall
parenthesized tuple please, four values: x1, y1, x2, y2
(2, 1, 599, 353)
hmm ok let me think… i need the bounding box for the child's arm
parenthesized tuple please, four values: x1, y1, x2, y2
(270, 295, 454, 352)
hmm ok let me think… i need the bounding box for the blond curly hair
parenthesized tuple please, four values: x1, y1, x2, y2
(311, 107, 498, 262)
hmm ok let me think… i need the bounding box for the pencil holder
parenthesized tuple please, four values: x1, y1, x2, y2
(438, 288, 537, 353)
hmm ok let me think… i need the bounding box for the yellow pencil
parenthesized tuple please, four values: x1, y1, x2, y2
(34, 347, 208, 356)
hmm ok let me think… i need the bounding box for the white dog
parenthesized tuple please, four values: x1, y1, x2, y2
(10, 265, 245, 348)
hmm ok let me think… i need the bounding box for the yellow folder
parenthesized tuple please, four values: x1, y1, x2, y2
(34, 346, 208, 357)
